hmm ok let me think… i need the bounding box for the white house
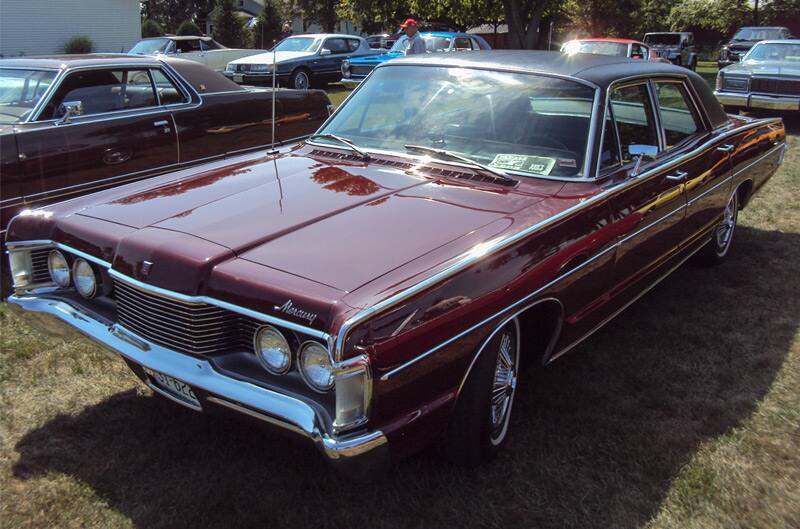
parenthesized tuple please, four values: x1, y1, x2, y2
(0, 0, 141, 57)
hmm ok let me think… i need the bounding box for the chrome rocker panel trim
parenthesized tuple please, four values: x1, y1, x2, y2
(5, 294, 388, 471)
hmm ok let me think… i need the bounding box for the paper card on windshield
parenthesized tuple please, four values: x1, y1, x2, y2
(489, 154, 556, 175)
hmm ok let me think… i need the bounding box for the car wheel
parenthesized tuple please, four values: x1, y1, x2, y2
(441, 321, 520, 466)
(694, 190, 739, 266)
(290, 69, 310, 90)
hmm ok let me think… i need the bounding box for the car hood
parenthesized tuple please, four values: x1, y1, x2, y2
(229, 50, 315, 65)
(349, 52, 403, 65)
(723, 60, 800, 77)
(72, 149, 552, 294)
(726, 40, 759, 51)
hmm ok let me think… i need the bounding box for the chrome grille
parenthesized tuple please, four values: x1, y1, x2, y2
(113, 279, 257, 355)
(30, 248, 52, 284)
(751, 77, 800, 95)
(350, 64, 374, 76)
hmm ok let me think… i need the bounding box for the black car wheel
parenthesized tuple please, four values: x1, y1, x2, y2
(289, 68, 311, 90)
(441, 320, 520, 466)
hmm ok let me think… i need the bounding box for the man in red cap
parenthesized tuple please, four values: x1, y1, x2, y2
(400, 18, 426, 55)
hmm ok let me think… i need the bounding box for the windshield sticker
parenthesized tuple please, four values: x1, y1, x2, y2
(489, 154, 556, 175)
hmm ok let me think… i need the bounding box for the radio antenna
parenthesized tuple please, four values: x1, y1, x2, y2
(268, 42, 278, 155)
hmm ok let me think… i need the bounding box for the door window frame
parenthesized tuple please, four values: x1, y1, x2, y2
(652, 79, 705, 152)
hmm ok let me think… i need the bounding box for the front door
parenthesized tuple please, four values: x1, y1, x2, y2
(606, 81, 687, 297)
(18, 67, 178, 210)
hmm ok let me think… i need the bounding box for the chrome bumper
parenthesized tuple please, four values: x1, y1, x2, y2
(340, 78, 362, 88)
(6, 294, 389, 474)
(715, 90, 800, 111)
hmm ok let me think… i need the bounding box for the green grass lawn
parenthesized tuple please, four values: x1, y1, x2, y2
(1, 70, 799, 529)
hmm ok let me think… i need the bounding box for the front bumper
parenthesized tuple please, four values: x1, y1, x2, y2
(6, 294, 389, 475)
(340, 77, 363, 88)
(715, 90, 800, 111)
(223, 72, 289, 85)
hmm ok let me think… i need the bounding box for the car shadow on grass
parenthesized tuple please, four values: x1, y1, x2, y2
(12, 225, 800, 529)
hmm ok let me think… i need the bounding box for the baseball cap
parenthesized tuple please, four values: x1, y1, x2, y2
(400, 18, 417, 28)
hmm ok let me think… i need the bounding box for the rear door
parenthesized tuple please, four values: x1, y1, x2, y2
(17, 67, 179, 209)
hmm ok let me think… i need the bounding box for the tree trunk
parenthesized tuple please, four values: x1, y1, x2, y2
(503, 0, 545, 49)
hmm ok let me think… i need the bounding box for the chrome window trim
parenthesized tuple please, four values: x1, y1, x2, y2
(336, 117, 783, 361)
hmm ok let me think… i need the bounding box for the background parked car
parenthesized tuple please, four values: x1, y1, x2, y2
(0, 54, 331, 240)
(715, 39, 800, 112)
(560, 38, 671, 63)
(224, 34, 381, 89)
(340, 32, 492, 87)
(718, 26, 793, 68)
(366, 33, 398, 49)
(643, 32, 697, 70)
(129, 36, 266, 72)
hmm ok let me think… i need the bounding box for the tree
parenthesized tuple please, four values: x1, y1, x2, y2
(213, 0, 245, 47)
(253, 0, 284, 49)
(141, 0, 216, 33)
(337, 0, 408, 34)
(293, 0, 339, 32)
(141, 19, 165, 38)
(176, 20, 203, 36)
(667, 0, 749, 34)
(409, 0, 505, 32)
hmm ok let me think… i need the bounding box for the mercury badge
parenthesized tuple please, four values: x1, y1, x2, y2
(275, 300, 317, 325)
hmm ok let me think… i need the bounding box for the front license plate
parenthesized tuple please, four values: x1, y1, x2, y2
(233, 74, 243, 83)
(144, 367, 201, 409)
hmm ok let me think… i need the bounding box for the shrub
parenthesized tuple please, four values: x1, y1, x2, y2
(141, 19, 165, 38)
(64, 36, 93, 54)
(251, 0, 283, 49)
(176, 20, 203, 36)
(212, 0, 244, 48)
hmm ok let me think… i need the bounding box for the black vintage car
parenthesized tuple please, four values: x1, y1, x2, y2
(643, 32, 698, 70)
(718, 26, 793, 68)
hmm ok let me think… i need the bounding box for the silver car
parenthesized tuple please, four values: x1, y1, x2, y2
(715, 39, 800, 112)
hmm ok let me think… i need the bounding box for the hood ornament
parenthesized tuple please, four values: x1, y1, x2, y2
(140, 260, 153, 278)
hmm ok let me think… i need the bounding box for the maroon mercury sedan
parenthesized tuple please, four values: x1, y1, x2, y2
(0, 54, 331, 238)
(5, 51, 785, 475)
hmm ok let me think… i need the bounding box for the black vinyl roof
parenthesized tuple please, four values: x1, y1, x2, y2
(384, 50, 730, 129)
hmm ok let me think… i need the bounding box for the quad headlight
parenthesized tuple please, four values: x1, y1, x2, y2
(47, 250, 71, 287)
(250, 64, 270, 73)
(254, 325, 292, 374)
(72, 258, 97, 298)
(299, 341, 334, 392)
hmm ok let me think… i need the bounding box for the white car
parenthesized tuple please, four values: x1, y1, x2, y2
(129, 36, 266, 73)
(224, 34, 381, 89)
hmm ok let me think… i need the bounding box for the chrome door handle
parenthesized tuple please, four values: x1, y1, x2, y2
(153, 120, 169, 127)
(716, 144, 734, 153)
(665, 170, 688, 181)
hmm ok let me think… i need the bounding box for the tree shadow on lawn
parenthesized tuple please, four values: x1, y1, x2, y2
(12, 225, 800, 529)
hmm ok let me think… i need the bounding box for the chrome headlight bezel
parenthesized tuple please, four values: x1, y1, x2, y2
(299, 341, 335, 392)
(47, 249, 71, 288)
(254, 324, 293, 374)
(72, 258, 97, 298)
(7, 248, 34, 289)
(341, 60, 351, 77)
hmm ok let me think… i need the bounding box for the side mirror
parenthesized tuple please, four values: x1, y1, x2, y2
(56, 100, 83, 125)
(319, 48, 332, 56)
(628, 144, 658, 175)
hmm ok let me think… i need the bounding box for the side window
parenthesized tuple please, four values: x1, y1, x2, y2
(474, 38, 490, 50)
(454, 37, 473, 51)
(347, 39, 360, 52)
(151, 69, 187, 105)
(600, 111, 620, 169)
(324, 38, 348, 54)
(40, 69, 157, 120)
(176, 39, 201, 53)
(610, 83, 659, 162)
(654, 81, 701, 148)
(630, 44, 644, 59)
(200, 40, 221, 51)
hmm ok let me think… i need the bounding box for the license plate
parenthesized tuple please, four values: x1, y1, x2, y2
(233, 74, 243, 83)
(144, 367, 201, 409)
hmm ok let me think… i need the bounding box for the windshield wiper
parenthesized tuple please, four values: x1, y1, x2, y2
(404, 144, 516, 184)
(308, 133, 370, 161)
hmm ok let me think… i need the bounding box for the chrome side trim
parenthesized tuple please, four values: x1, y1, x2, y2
(378, 246, 615, 380)
(548, 235, 712, 363)
(335, 117, 783, 361)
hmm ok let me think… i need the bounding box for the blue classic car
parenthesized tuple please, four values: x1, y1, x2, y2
(224, 34, 381, 89)
(340, 32, 492, 87)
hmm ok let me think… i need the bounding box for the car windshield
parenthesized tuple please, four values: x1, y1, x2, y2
(733, 28, 784, 41)
(745, 42, 800, 62)
(644, 34, 680, 45)
(0, 69, 57, 123)
(563, 41, 628, 57)
(389, 35, 453, 53)
(129, 38, 170, 54)
(274, 37, 319, 52)
(316, 66, 596, 178)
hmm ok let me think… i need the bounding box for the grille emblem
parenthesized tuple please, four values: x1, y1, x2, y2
(140, 260, 153, 278)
